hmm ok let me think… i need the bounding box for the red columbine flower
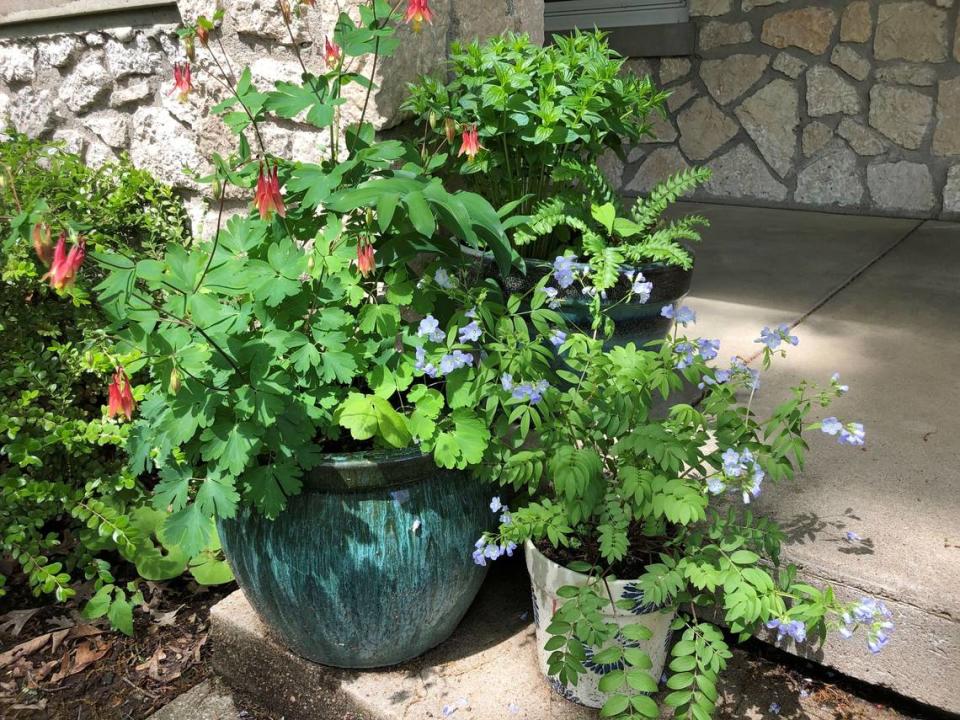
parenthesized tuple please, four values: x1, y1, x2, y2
(356, 238, 375, 277)
(196, 24, 209, 46)
(458, 124, 482, 160)
(107, 367, 136, 421)
(254, 162, 286, 220)
(404, 0, 433, 31)
(324, 37, 341, 68)
(42, 232, 86, 290)
(171, 62, 192, 102)
(32, 223, 53, 267)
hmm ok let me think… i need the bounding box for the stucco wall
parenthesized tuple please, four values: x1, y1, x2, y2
(607, 0, 960, 220)
(0, 0, 544, 230)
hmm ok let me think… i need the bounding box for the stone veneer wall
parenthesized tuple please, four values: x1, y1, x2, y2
(607, 0, 960, 220)
(0, 0, 543, 231)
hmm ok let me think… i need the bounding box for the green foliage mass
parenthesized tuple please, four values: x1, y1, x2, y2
(0, 132, 229, 633)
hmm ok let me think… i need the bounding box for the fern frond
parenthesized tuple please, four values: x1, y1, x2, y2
(630, 166, 712, 232)
(513, 196, 592, 246)
(625, 229, 694, 269)
(552, 158, 622, 210)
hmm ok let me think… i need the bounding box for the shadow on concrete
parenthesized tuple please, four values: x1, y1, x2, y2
(778, 509, 876, 556)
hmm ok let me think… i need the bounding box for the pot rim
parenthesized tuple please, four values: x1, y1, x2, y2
(459, 244, 696, 276)
(310, 447, 426, 470)
(524, 539, 643, 592)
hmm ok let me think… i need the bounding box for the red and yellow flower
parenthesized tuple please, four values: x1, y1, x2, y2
(356, 237, 376, 277)
(404, 0, 433, 32)
(171, 62, 192, 102)
(254, 162, 286, 220)
(107, 367, 136, 421)
(458, 124, 482, 160)
(42, 232, 86, 290)
(324, 37, 342, 68)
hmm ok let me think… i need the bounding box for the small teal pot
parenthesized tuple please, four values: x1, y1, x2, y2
(217, 449, 490, 669)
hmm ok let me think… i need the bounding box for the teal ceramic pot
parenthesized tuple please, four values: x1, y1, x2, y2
(217, 449, 490, 668)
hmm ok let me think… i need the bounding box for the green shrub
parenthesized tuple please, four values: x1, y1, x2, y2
(0, 131, 229, 633)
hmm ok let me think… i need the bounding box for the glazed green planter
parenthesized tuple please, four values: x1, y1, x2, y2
(217, 449, 490, 668)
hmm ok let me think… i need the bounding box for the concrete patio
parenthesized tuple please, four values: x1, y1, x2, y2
(171, 203, 957, 719)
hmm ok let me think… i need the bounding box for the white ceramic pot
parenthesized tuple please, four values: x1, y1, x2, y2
(524, 540, 676, 708)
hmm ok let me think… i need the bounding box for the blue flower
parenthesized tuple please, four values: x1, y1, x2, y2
(500, 511, 513, 526)
(662, 304, 696, 325)
(730, 357, 760, 390)
(434, 267, 454, 289)
(550, 329, 567, 347)
(439, 350, 473, 375)
(417, 315, 446, 343)
(414, 346, 438, 378)
(770, 702, 781, 715)
(821, 416, 843, 436)
(839, 422, 865, 447)
(674, 341, 697, 369)
(831, 372, 849, 394)
(553, 255, 577, 289)
(624, 270, 653, 303)
(722, 448, 745, 478)
(503, 541, 518, 557)
(706, 477, 726, 495)
(465, 307, 477, 319)
(512, 379, 550, 405)
(868, 632, 890, 654)
(767, 618, 806, 643)
(756, 323, 799, 350)
(697, 338, 720, 361)
(490, 496, 504, 513)
(458, 321, 482, 343)
(845, 531, 862, 543)
(542, 286, 561, 309)
(501, 373, 514, 391)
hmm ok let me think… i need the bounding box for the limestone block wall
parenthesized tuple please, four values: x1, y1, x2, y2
(0, 0, 543, 230)
(608, 0, 960, 220)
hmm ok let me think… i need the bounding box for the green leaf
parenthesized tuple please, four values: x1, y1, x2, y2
(107, 592, 134, 636)
(599, 694, 629, 717)
(730, 550, 760, 565)
(630, 695, 659, 718)
(163, 504, 212, 558)
(189, 551, 235, 585)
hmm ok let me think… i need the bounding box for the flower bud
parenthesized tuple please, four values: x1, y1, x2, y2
(444, 117, 456, 145)
(365, 207, 374, 227)
(428, 111, 439, 130)
(169, 367, 182, 395)
(197, 24, 209, 46)
(184, 35, 196, 61)
(307, 255, 315, 270)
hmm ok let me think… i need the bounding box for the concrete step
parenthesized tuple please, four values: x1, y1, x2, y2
(684, 203, 960, 712)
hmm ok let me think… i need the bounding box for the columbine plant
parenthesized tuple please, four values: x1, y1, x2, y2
(404, 30, 711, 266)
(46, 0, 575, 556)
(475, 275, 888, 718)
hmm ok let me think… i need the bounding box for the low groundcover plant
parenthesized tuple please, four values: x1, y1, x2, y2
(475, 266, 891, 719)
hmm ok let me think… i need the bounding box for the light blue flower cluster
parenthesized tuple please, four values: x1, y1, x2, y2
(549, 329, 567, 347)
(730, 357, 761, 390)
(542, 286, 561, 309)
(414, 346, 438, 378)
(553, 255, 577, 289)
(840, 597, 895, 654)
(502, 374, 550, 405)
(766, 618, 807, 643)
(434, 267, 454, 289)
(820, 417, 866, 446)
(756, 323, 799, 350)
(458, 321, 482, 343)
(439, 350, 474, 375)
(713, 447, 765, 503)
(417, 314, 446, 343)
(661, 304, 696, 326)
(622, 269, 653, 303)
(472, 497, 518, 566)
(674, 337, 721, 370)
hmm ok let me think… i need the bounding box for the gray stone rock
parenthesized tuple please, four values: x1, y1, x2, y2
(700, 54, 769, 105)
(831, 45, 871, 81)
(690, 0, 732, 16)
(659, 58, 691, 85)
(866, 161, 935, 212)
(37, 36, 82, 69)
(639, 112, 678, 144)
(250, 57, 305, 89)
(129, 106, 204, 187)
(52, 129, 86, 155)
(109, 26, 135, 43)
(0, 45, 35, 83)
(806, 66, 860, 117)
(82, 110, 129, 148)
(58, 54, 112, 113)
(933, 76, 960, 156)
(874, 3, 948, 63)
(943, 166, 960, 215)
(840, 1, 872, 43)
(623, 59, 654, 79)
(837, 118, 886, 156)
(868, 84, 933, 150)
(110, 79, 153, 107)
(666, 82, 698, 112)
(956, 15, 960, 62)
(875, 63, 937, 87)
(761, 7, 837, 55)
(734, 79, 798, 177)
(677, 97, 740, 161)
(772, 52, 806, 79)
(935, 0, 954, 6)
(626, 147, 690, 194)
(699, 21, 753, 51)
(795, 141, 863, 207)
(703, 144, 787, 201)
(802, 121, 833, 157)
(105, 36, 161, 78)
(8, 87, 55, 137)
(84, 33, 105, 47)
(742, 0, 789, 11)
(85, 139, 116, 168)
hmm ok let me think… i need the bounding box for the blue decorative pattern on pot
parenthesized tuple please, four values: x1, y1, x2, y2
(524, 541, 676, 709)
(583, 632, 643, 675)
(218, 450, 490, 669)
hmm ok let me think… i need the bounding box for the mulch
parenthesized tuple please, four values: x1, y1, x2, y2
(0, 576, 235, 720)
